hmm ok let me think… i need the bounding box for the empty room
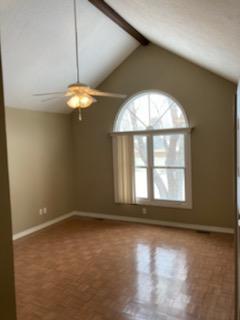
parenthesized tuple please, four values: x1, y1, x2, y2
(1, 0, 240, 320)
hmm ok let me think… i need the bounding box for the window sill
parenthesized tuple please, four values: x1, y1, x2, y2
(136, 199, 192, 209)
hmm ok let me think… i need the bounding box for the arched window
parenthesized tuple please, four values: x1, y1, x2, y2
(114, 91, 189, 132)
(112, 91, 192, 209)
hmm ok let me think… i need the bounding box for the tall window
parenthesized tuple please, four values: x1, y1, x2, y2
(112, 91, 192, 209)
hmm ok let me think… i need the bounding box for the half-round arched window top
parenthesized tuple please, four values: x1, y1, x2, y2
(114, 91, 189, 132)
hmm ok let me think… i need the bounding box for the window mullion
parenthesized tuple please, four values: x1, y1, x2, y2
(148, 134, 154, 201)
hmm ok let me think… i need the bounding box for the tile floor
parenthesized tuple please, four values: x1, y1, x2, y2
(14, 217, 235, 320)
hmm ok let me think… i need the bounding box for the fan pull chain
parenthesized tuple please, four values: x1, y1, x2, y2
(78, 108, 82, 121)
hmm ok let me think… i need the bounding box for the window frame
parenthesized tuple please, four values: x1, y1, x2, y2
(114, 90, 189, 132)
(133, 128, 192, 209)
(113, 90, 192, 209)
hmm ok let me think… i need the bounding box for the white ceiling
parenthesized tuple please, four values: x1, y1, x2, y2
(1, 1, 240, 114)
(107, 0, 240, 83)
(0, 0, 138, 113)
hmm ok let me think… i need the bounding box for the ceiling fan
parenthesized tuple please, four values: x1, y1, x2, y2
(33, 0, 127, 120)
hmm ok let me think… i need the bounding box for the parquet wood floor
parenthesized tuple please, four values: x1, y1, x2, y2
(14, 217, 235, 320)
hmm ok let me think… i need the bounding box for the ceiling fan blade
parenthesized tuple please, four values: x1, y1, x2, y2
(33, 92, 65, 97)
(41, 96, 64, 102)
(65, 91, 75, 97)
(86, 88, 127, 99)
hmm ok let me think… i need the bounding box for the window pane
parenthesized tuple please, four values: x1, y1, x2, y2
(153, 168, 185, 201)
(152, 102, 187, 129)
(134, 135, 148, 166)
(135, 168, 148, 198)
(119, 109, 146, 131)
(131, 95, 149, 129)
(153, 134, 184, 167)
(115, 92, 188, 132)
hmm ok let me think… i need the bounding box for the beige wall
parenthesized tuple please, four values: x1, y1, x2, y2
(6, 108, 75, 234)
(5, 44, 237, 233)
(72, 44, 237, 228)
(0, 57, 16, 319)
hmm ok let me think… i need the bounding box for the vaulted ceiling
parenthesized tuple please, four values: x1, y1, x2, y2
(0, 0, 138, 113)
(106, 0, 240, 82)
(1, 0, 240, 113)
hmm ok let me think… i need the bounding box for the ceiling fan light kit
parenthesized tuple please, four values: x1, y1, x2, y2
(33, 0, 127, 120)
(67, 93, 95, 109)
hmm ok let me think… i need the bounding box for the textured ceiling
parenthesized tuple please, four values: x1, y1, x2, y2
(0, 0, 138, 113)
(106, 0, 240, 83)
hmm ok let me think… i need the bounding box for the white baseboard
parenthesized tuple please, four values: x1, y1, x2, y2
(13, 210, 234, 240)
(13, 212, 75, 240)
(74, 211, 234, 234)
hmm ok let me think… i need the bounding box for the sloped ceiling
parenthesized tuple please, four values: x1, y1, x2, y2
(106, 0, 240, 83)
(0, 0, 138, 113)
(1, 1, 239, 114)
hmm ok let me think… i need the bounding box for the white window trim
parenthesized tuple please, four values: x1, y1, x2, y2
(111, 127, 193, 136)
(113, 89, 190, 132)
(111, 128, 192, 209)
(112, 90, 193, 210)
(135, 129, 192, 209)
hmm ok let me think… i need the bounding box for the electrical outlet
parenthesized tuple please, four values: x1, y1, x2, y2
(142, 207, 147, 214)
(39, 209, 43, 216)
(43, 208, 47, 214)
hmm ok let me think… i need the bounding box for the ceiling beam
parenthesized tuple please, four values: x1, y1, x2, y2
(88, 0, 150, 46)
